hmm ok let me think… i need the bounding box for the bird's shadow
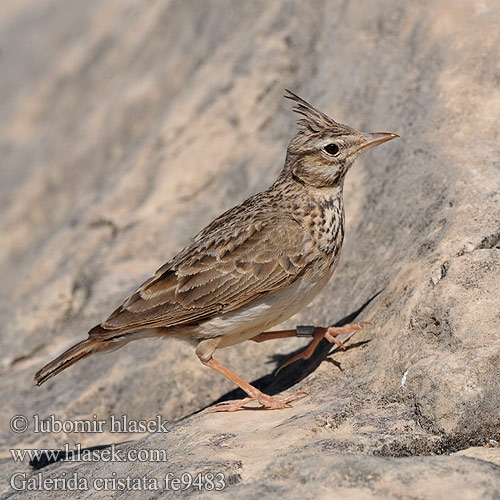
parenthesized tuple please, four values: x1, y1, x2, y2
(198, 290, 382, 412)
(29, 291, 382, 471)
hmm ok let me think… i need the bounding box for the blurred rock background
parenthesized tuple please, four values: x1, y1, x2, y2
(1, 0, 499, 498)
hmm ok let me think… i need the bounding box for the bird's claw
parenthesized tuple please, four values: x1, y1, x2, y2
(276, 321, 372, 373)
(206, 391, 308, 412)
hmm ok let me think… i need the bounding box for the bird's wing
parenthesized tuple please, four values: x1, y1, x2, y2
(91, 216, 315, 339)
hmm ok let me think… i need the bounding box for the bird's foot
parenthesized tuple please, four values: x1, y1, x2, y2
(322, 321, 372, 348)
(276, 321, 372, 373)
(207, 390, 307, 412)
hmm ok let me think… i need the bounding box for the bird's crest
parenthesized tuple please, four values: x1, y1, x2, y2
(284, 89, 339, 134)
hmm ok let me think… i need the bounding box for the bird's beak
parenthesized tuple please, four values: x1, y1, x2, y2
(357, 132, 399, 154)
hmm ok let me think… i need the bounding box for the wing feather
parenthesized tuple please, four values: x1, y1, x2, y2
(94, 211, 313, 339)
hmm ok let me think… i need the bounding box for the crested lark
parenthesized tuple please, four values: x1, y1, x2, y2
(35, 90, 398, 411)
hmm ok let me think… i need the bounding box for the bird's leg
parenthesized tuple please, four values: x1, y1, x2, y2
(201, 357, 307, 412)
(252, 322, 372, 373)
(251, 330, 300, 342)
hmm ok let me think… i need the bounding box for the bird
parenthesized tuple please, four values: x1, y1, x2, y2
(34, 90, 398, 412)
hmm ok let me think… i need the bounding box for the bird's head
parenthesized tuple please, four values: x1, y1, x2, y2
(283, 90, 398, 189)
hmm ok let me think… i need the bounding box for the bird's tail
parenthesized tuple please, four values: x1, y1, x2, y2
(34, 339, 103, 386)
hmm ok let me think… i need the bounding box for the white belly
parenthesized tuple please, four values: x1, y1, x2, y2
(196, 263, 336, 348)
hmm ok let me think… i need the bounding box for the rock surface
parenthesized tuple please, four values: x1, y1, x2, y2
(1, 0, 499, 498)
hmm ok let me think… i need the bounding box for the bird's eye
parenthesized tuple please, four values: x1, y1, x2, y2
(323, 143, 340, 156)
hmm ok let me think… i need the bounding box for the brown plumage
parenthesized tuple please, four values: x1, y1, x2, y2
(35, 90, 398, 411)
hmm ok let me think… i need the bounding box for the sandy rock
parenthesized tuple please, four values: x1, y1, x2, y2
(1, 0, 499, 498)
(453, 446, 500, 467)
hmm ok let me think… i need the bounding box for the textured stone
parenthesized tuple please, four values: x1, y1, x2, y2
(1, 0, 499, 498)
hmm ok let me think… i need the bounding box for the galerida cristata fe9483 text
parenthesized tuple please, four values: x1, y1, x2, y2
(35, 90, 398, 411)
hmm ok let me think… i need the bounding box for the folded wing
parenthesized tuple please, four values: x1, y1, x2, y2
(91, 215, 313, 340)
